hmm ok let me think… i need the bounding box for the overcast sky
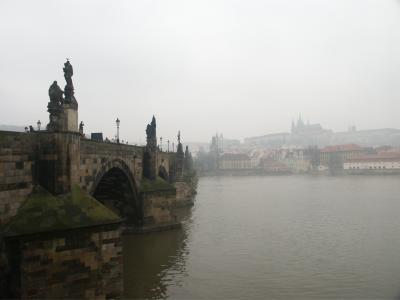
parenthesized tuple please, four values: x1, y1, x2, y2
(1, 0, 400, 143)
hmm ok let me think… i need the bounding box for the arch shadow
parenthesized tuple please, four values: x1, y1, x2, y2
(90, 159, 142, 225)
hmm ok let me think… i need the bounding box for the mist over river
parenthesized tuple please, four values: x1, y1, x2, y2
(124, 176, 400, 299)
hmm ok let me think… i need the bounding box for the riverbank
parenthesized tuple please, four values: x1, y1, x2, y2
(198, 169, 400, 177)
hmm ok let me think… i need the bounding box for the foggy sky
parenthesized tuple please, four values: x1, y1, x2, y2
(1, 0, 400, 143)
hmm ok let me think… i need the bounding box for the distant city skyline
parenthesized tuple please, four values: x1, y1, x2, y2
(2, 113, 400, 144)
(1, 0, 400, 142)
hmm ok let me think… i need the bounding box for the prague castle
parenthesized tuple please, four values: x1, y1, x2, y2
(244, 116, 400, 148)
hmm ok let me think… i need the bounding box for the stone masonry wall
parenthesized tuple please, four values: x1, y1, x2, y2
(0, 132, 36, 225)
(80, 139, 143, 193)
(174, 182, 196, 206)
(36, 132, 81, 195)
(141, 192, 178, 227)
(8, 225, 123, 299)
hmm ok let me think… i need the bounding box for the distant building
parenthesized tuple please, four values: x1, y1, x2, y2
(320, 144, 370, 170)
(291, 116, 325, 135)
(218, 153, 258, 170)
(244, 116, 332, 148)
(209, 133, 240, 152)
(195, 133, 242, 173)
(279, 148, 312, 173)
(344, 154, 400, 173)
(244, 116, 400, 148)
(210, 134, 222, 154)
(290, 116, 333, 147)
(244, 133, 290, 147)
(260, 158, 290, 174)
(331, 128, 400, 147)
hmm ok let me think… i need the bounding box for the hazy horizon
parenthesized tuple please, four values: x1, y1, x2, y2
(1, 0, 400, 143)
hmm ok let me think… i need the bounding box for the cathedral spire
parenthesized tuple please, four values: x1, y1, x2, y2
(291, 119, 295, 133)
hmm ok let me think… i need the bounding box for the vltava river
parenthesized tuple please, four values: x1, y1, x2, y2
(124, 176, 400, 299)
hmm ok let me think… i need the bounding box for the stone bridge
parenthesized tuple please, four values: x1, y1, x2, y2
(79, 138, 186, 227)
(0, 60, 196, 232)
(0, 61, 196, 299)
(0, 129, 194, 230)
(0, 124, 195, 298)
(0, 60, 196, 299)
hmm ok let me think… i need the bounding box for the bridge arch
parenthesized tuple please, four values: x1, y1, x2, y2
(90, 159, 142, 225)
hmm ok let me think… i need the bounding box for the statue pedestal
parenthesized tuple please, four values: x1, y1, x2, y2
(61, 104, 78, 132)
(46, 103, 78, 133)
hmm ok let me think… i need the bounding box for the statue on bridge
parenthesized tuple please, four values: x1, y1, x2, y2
(79, 121, 84, 136)
(184, 145, 194, 174)
(47, 81, 64, 131)
(63, 59, 73, 85)
(47, 60, 79, 131)
(48, 81, 63, 105)
(143, 116, 158, 180)
(158, 159, 169, 181)
(146, 116, 157, 150)
(176, 130, 184, 155)
(63, 59, 78, 108)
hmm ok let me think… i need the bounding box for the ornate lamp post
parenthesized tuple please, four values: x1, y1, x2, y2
(37, 120, 41, 131)
(160, 137, 163, 151)
(116, 118, 120, 143)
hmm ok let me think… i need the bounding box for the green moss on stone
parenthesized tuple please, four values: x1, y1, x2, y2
(4, 185, 121, 237)
(0, 132, 8, 143)
(139, 177, 176, 194)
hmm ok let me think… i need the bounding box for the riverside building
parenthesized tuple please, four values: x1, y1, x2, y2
(344, 154, 400, 174)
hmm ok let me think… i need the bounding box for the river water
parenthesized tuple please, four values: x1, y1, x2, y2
(124, 176, 400, 299)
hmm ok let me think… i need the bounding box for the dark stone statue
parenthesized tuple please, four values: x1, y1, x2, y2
(63, 59, 77, 107)
(184, 145, 194, 174)
(63, 60, 73, 86)
(143, 116, 158, 180)
(46, 60, 78, 131)
(185, 145, 190, 158)
(158, 159, 169, 181)
(172, 130, 184, 181)
(47, 80, 63, 131)
(79, 121, 84, 136)
(48, 81, 63, 105)
(176, 130, 184, 156)
(146, 116, 157, 150)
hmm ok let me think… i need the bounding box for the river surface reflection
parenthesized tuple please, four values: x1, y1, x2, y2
(124, 176, 400, 299)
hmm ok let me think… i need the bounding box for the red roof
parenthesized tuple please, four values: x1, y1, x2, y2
(320, 144, 363, 153)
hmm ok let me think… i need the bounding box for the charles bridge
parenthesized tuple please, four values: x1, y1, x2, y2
(0, 61, 197, 299)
